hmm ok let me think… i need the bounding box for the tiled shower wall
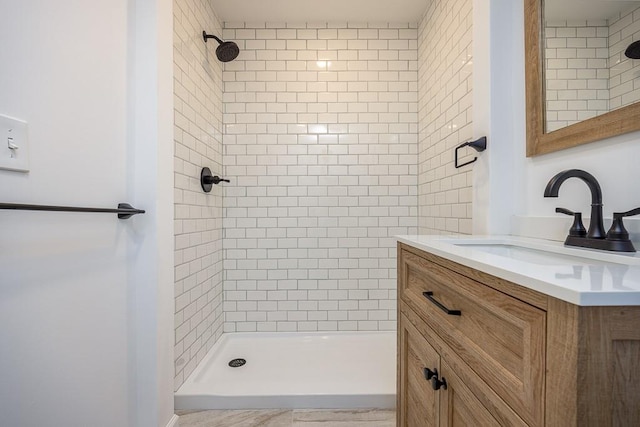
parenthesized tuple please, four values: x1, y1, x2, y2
(173, 0, 224, 389)
(417, 0, 473, 234)
(544, 21, 609, 132)
(221, 22, 419, 333)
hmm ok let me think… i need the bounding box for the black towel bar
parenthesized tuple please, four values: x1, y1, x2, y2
(0, 202, 145, 219)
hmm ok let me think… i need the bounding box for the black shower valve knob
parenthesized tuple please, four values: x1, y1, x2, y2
(200, 167, 230, 192)
(205, 176, 230, 185)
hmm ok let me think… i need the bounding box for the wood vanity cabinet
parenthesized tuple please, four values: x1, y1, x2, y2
(397, 242, 640, 427)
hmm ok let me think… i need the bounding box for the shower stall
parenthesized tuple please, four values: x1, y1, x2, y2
(173, 1, 420, 409)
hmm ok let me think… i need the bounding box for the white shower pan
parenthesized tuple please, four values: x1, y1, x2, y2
(174, 331, 396, 410)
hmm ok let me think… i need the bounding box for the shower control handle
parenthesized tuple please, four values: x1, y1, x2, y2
(200, 167, 230, 193)
(204, 176, 230, 185)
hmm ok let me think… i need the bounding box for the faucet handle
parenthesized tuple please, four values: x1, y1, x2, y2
(613, 207, 640, 218)
(607, 207, 640, 241)
(556, 207, 587, 237)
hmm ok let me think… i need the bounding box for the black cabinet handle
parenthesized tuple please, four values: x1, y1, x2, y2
(431, 375, 447, 391)
(424, 367, 437, 381)
(422, 292, 461, 316)
(424, 367, 447, 391)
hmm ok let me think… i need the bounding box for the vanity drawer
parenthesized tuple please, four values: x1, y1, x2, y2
(399, 248, 546, 426)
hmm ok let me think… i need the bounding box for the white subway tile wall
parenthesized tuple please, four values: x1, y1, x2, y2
(544, 20, 610, 132)
(173, 0, 225, 389)
(221, 22, 419, 333)
(609, 5, 640, 110)
(417, 0, 473, 234)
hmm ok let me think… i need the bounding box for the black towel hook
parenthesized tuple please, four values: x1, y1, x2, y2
(454, 136, 487, 169)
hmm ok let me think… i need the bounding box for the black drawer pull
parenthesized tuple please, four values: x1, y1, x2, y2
(422, 291, 461, 316)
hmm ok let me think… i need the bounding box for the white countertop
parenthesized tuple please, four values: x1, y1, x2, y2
(396, 235, 640, 306)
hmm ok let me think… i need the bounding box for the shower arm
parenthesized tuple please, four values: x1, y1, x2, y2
(203, 32, 223, 44)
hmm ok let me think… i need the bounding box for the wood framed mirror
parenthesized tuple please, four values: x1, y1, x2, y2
(525, 0, 640, 157)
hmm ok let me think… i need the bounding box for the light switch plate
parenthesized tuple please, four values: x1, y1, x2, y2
(0, 114, 30, 172)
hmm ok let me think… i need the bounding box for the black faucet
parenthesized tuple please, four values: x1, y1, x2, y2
(544, 169, 638, 252)
(544, 169, 606, 239)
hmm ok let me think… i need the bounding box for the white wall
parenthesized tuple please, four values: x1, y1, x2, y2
(173, 0, 225, 391)
(0, 1, 175, 426)
(131, 0, 176, 425)
(472, 0, 524, 236)
(221, 22, 418, 333)
(522, 133, 640, 216)
(474, 0, 640, 242)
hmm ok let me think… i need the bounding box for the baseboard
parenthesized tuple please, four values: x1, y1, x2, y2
(166, 414, 179, 427)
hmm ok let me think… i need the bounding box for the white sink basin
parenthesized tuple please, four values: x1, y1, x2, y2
(451, 243, 611, 266)
(445, 237, 640, 267)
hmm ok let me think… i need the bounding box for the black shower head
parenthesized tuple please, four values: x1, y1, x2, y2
(202, 31, 240, 62)
(215, 40, 240, 62)
(625, 40, 640, 59)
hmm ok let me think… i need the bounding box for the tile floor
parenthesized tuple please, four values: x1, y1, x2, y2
(177, 408, 396, 427)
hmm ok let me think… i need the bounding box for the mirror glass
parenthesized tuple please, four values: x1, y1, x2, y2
(543, 0, 640, 132)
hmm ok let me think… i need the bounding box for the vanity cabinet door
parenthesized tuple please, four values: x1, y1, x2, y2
(398, 313, 440, 427)
(439, 360, 527, 427)
(438, 359, 499, 427)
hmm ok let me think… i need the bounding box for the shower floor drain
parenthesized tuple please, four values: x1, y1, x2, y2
(228, 358, 246, 368)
